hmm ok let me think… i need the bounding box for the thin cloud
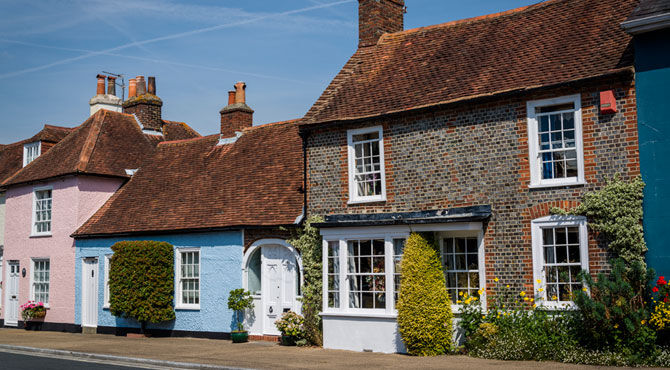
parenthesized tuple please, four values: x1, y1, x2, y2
(0, 0, 354, 80)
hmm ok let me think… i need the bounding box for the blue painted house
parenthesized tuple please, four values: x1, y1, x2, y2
(72, 82, 305, 338)
(622, 0, 670, 277)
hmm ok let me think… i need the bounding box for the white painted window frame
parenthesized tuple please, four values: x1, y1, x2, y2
(320, 223, 483, 317)
(175, 248, 200, 310)
(527, 94, 586, 188)
(23, 141, 41, 167)
(31, 186, 53, 237)
(531, 215, 589, 310)
(347, 126, 387, 204)
(103, 254, 112, 308)
(438, 230, 487, 313)
(30, 258, 50, 307)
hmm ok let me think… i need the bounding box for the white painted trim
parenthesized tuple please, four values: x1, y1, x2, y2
(31, 186, 53, 237)
(23, 141, 41, 167)
(347, 125, 387, 204)
(175, 248, 201, 310)
(29, 258, 51, 307)
(319, 222, 482, 239)
(526, 94, 586, 188)
(103, 254, 112, 309)
(531, 215, 588, 310)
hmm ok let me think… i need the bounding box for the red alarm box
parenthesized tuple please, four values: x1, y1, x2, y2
(600, 90, 617, 114)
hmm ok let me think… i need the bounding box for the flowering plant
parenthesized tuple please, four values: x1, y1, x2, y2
(20, 301, 46, 321)
(275, 310, 305, 338)
(650, 275, 670, 331)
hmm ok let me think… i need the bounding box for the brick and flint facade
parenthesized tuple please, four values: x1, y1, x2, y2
(301, 0, 641, 353)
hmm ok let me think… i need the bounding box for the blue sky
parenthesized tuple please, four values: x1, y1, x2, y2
(0, 0, 539, 143)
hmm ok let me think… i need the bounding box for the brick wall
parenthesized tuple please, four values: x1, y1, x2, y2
(220, 109, 253, 138)
(305, 75, 639, 294)
(358, 0, 404, 47)
(123, 96, 163, 131)
(243, 227, 295, 252)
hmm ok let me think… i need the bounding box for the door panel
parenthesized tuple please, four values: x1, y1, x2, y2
(81, 258, 99, 328)
(5, 262, 20, 326)
(260, 245, 299, 335)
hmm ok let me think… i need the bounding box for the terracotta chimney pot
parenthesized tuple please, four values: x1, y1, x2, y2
(136, 76, 146, 95)
(96, 74, 106, 95)
(128, 78, 137, 98)
(148, 76, 156, 95)
(234, 82, 246, 104)
(227, 91, 236, 105)
(107, 76, 117, 96)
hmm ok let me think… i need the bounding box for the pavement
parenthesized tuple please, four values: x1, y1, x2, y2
(0, 328, 627, 369)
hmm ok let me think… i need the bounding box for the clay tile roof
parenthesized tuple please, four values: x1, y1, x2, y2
(162, 120, 201, 141)
(73, 120, 304, 237)
(626, 0, 670, 22)
(0, 124, 74, 185)
(2, 110, 160, 187)
(302, 0, 637, 125)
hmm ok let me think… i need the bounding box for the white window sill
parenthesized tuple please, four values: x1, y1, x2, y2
(347, 197, 387, 205)
(528, 180, 586, 189)
(320, 311, 397, 319)
(103, 305, 110, 310)
(175, 305, 200, 311)
(536, 302, 578, 311)
(30, 233, 52, 238)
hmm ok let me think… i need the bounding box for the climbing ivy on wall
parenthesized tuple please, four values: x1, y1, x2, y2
(287, 215, 324, 346)
(552, 176, 646, 268)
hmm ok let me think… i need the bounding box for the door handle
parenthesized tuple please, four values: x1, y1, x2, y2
(11, 295, 16, 299)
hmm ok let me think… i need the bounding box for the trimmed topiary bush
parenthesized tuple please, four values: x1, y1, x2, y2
(109, 241, 176, 332)
(397, 233, 453, 356)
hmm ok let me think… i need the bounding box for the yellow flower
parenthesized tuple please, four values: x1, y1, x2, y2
(506, 285, 510, 288)
(536, 279, 541, 284)
(519, 291, 526, 297)
(473, 297, 478, 301)
(539, 288, 544, 293)
(552, 295, 558, 301)
(494, 278, 499, 282)
(532, 304, 537, 309)
(614, 324, 619, 329)
(459, 291, 464, 296)
(582, 287, 588, 292)
(530, 298, 534, 302)
(482, 315, 486, 319)
(478, 289, 484, 296)
(641, 320, 647, 325)
(524, 297, 529, 301)
(457, 300, 462, 304)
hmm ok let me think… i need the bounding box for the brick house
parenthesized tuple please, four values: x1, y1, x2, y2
(72, 82, 305, 339)
(300, 0, 641, 353)
(0, 75, 199, 331)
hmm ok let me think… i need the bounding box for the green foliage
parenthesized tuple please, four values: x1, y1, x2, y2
(109, 241, 175, 326)
(572, 258, 656, 358)
(227, 288, 254, 332)
(275, 310, 305, 338)
(552, 176, 646, 267)
(286, 215, 323, 346)
(397, 233, 453, 356)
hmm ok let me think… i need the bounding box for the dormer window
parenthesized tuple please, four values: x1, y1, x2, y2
(23, 142, 41, 167)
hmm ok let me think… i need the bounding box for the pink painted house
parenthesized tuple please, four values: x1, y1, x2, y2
(0, 75, 199, 330)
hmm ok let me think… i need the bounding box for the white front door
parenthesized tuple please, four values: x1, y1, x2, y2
(81, 258, 99, 328)
(5, 261, 20, 326)
(261, 245, 298, 335)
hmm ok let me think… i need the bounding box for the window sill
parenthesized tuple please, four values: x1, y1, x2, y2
(320, 311, 397, 319)
(30, 233, 52, 238)
(175, 305, 200, 311)
(347, 197, 387, 205)
(103, 305, 110, 310)
(528, 180, 586, 190)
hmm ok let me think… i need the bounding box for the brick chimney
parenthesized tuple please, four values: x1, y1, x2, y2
(123, 75, 163, 132)
(89, 74, 122, 115)
(358, 0, 405, 48)
(220, 82, 254, 138)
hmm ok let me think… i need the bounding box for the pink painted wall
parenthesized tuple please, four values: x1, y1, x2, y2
(2, 175, 123, 324)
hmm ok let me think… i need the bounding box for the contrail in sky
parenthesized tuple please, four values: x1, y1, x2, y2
(0, 0, 354, 80)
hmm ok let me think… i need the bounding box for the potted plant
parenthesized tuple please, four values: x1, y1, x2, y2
(275, 310, 305, 346)
(228, 289, 254, 343)
(20, 301, 47, 330)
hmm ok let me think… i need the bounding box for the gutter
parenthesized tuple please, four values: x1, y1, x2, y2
(71, 223, 300, 239)
(621, 13, 670, 34)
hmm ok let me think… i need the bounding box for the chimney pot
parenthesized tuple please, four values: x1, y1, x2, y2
(107, 76, 117, 96)
(148, 76, 156, 95)
(128, 78, 137, 98)
(136, 75, 146, 95)
(96, 74, 106, 95)
(234, 82, 246, 104)
(227, 91, 236, 105)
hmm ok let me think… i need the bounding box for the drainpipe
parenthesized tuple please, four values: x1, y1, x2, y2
(296, 129, 310, 225)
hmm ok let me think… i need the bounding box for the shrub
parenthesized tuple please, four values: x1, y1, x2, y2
(227, 288, 254, 332)
(286, 215, 323, 346)
(275, 310, 305, 339)
(109, 241, 175, 332)
(397, 233, 453, 356)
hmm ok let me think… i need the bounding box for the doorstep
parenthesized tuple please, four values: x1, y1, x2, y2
(248, 334, 279, 342)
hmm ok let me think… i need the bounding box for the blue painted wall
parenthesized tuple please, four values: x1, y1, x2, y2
(75, 231, 243, 333)
(634, 29, 670, 277)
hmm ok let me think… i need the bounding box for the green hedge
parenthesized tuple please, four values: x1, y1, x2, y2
(397, 233, 453, 356)
(109, 241, 176, 329)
